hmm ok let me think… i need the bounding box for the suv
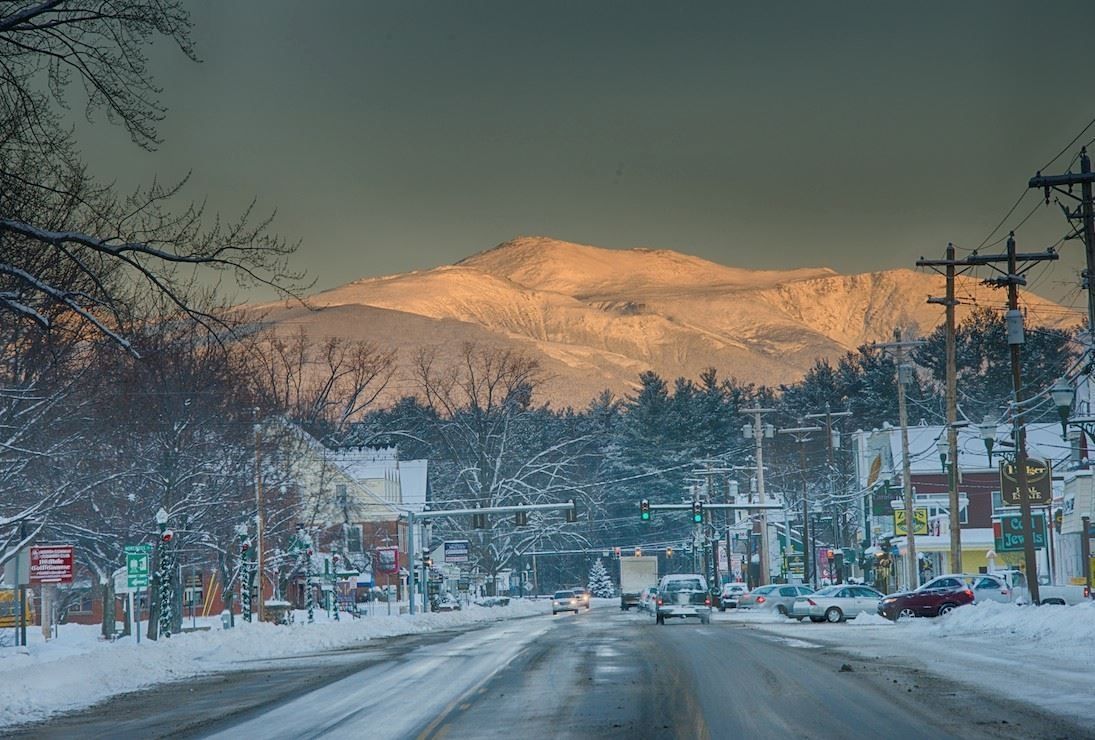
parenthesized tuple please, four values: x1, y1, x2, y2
(552, 590, 582, 615)
(878, 575, 975, 620)
(638, 586, 659, 613)
(573, 588, 592, 609)
(654, 574, 712, 625)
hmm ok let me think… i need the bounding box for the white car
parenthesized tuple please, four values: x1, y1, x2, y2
(791, 584, 884, 623)
(717, 582, 748, 611)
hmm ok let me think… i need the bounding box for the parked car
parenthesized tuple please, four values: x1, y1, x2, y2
(791, 585, 884, 623)
(654, 574, 712, 625)
(878, 575, 975, 620)
(434, 594, 461, 612)
(552, 590, 582, 615)
(717, 582, 748, 611)
(638, 586, 659, 613)
(737, 584, 814, 615)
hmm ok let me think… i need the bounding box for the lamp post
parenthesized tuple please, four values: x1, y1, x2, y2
(155, 507, 174, 639)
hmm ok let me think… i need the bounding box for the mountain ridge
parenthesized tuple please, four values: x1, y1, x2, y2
(253, 237, 1080, 407)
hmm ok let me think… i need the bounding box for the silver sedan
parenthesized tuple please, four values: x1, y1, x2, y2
(791, 585, 884, 623)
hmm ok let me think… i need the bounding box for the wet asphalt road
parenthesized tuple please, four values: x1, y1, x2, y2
(8, 605, 1091, 740)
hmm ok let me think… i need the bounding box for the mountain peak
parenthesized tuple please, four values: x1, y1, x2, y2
(459, 235, 836, 298)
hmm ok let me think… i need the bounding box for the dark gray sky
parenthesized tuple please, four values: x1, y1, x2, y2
(70, 1, 1095, 305)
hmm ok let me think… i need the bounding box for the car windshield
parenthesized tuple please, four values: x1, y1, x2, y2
(663, 578, 704, 592)
(553, 591, 574, 599)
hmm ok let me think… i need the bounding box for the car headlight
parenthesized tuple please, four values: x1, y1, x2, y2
(882, 598, 896, 604)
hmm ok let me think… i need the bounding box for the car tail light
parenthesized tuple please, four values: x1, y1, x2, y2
(756, 596, 766, 604)
(657, 598, 663, 606)
(806, 599, 817, 606)
(705, 597, 711, 606)
(964, 589, 973, 599)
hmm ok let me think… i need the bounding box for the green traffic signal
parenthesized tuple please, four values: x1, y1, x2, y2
(640, 499, 651, 521)
(691, 501, 703, 523)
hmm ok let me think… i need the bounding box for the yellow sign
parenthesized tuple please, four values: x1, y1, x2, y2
(894, 507, 929, 536)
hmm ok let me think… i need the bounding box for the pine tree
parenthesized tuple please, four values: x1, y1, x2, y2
(587, 558, 615, 598)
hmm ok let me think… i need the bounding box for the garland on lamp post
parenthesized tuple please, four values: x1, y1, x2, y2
(155, 507, 175, 639)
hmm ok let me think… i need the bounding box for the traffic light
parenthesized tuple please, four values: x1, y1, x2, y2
(423, 550, 432, 568)
(515, 509, 528, 526)
(640, 499, 651, 521)
(826, 549, 835, 562)
(634, 548, 642, 557)
(614, 546, 622, 558)
(665, 547, 673, 558)
(691, 501, 703, 523)
(473, 509, 486, 529)
(566, 499, 578, 523)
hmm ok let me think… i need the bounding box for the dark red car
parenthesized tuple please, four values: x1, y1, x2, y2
(877, 575, 975, 620)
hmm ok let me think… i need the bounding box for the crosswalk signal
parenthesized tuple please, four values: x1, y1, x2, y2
(640, 499, 651, 521)
(691, 501, 703, 523)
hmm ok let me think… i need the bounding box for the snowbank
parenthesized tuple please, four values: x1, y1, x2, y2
(0, 599, 549, 728)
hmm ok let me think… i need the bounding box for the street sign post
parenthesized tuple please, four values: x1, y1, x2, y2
(999, 458, 1052, 507)
(443, 540, 470, 563)
(893, 508, 929, 536)
(993, 513, 1047, 552)
(125, 545, 152, 589)
(29, 545, 74, 585)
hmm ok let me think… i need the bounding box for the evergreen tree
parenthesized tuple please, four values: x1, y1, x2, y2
(587, 558, 614, 598)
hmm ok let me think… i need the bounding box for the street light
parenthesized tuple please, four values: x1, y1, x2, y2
(154, 507, 174, 638)
(1050, 377, 1076, 438)
(979, 415, 997, 464)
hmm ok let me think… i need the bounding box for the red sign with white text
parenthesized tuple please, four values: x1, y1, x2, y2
(30, 545, 74, 584)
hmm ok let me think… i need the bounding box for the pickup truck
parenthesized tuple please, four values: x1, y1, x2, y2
(654, 574, 712, 625)
(991, 570, 1092, 605)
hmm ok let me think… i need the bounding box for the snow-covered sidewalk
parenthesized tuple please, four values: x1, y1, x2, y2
(0, 599, 550, 729)
(718, 602, 1095, 726)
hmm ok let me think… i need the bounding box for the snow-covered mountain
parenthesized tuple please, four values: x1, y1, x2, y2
(254, 236, 1081, 407)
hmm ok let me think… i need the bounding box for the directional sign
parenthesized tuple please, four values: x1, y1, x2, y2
(893, 508, 929, 536)
(30, 545, 74, 584)
(125, 544, 153, 589)
(993, 514, 1047, 552)
(999, 458, 1052, 507)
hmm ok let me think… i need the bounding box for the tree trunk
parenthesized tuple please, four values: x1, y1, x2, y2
(100, 579, 114, 639)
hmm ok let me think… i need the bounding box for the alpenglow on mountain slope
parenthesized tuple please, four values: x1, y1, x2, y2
(256, 237, 1080, 407)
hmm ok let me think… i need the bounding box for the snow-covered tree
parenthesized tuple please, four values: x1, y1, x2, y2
(587, 558, 614, 598)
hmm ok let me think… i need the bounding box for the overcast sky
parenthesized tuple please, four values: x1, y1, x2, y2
(70, 1, 1095, 306)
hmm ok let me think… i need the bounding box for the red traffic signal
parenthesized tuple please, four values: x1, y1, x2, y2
(613, 546, 622, 558)
(826, 549, 835, 561)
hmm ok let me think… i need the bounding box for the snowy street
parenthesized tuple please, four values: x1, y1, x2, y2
(8, 601, 1092, 739)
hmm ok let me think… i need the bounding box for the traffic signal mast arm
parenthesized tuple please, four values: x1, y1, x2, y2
(647, 503, 783, 511)
(412, 501, 576, 519)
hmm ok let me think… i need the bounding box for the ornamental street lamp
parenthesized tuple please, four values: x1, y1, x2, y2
(1050, 377, 1076, 438)
(979, 415, 998, 464)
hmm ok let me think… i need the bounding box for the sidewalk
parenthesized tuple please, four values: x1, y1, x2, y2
(0, 598, 549, 728)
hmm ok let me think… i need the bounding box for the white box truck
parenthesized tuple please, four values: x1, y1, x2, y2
(619, 555, 658, 610)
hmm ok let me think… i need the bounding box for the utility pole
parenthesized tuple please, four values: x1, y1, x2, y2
(804, 404, 851, 582)
(877, 330, 924, 590)
(742, 408, 774, 584)
(1030, 148, 1095, 332)
(917, 243, 970, 573)
(964, 232, 1058, 603)
(779, 423, 823, 587)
